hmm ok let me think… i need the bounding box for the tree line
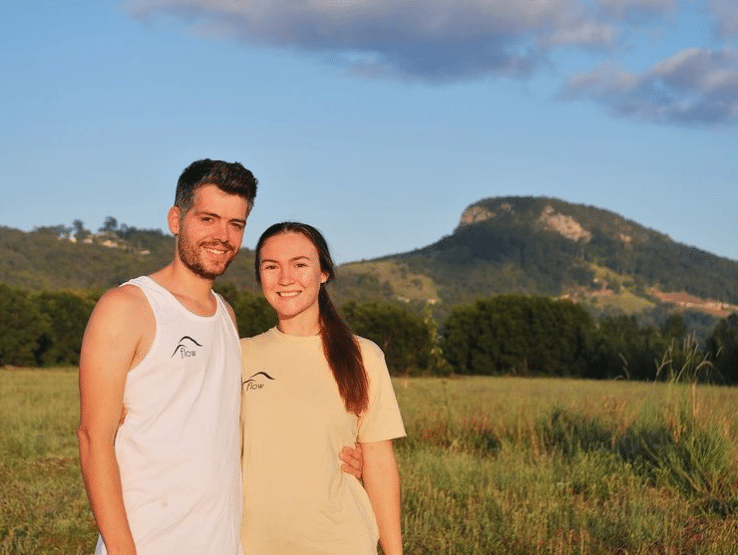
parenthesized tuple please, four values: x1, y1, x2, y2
(1, 284, 736, 384)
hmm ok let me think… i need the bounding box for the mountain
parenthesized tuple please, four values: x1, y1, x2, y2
(2, 197, 737, 323)
(337, 196, 738, 317)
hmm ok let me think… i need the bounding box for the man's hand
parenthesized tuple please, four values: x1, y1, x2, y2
(340, 443, 364, 479)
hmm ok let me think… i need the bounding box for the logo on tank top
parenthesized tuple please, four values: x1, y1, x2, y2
(170, 336, 202, 358)
(243, 371, 275, 391)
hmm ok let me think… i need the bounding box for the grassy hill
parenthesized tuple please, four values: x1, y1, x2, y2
(340, 197, 738, 316)
(0, 225, 259, 293)
(2, 197, 737, 327)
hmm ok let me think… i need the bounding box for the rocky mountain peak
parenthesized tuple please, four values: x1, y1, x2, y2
(459, 205, 495, 226)
(536, 205, 592, 243)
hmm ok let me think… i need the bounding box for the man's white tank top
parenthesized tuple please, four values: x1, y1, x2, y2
(94, 276, 242, 555)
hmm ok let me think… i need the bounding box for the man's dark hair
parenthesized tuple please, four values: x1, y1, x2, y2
(175, 159, 258, 215)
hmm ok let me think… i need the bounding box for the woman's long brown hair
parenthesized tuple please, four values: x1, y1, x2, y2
(255, 222, 369, 415)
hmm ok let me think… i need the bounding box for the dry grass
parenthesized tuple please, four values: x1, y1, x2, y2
(3, 369, 737, 554)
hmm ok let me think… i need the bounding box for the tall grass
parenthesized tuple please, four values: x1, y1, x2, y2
(0, 368, 96, 554)
(395, 376, 738, 554)
(2, 369, 737, 554)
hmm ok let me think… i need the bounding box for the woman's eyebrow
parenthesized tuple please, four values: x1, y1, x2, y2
(260, 255, 313, 264)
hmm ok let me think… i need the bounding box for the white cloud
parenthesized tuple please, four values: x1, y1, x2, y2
(594, 0, 675, 19)
(560, 47, 738, 125)
(539, 21, 619, 48)
(709, 0, 738, 38)
(125, 0, 626, 82)
(125, 0, 736, 126)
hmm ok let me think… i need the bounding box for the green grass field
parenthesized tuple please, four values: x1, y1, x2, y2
(2, 369, 737, 554)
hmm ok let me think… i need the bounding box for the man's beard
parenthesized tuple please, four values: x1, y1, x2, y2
(177, 236, 236, 280)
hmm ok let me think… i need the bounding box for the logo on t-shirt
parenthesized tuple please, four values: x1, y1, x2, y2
(170, 336, 202, 358)
(243, 371, 275, 391)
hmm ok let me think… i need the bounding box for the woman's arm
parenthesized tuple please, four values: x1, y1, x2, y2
(361, 440, 402, 555)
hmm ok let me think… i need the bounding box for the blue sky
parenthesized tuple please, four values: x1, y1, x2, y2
(1, 0, 736, 265)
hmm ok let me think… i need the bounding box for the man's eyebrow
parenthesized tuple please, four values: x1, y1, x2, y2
(196, 210, 246, 225)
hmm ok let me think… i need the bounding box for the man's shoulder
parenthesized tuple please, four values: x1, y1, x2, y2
(92, 282, 151, 324)
(81, 280, 155, 366)
(100, 281, 146, 302)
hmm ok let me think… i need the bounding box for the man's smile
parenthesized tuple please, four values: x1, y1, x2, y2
(202, 242, 232, 257)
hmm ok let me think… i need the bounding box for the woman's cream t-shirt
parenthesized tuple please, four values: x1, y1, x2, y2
(239, 327, 405, 555)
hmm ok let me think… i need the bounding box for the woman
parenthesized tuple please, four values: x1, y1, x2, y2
(240, 222, 405, 555)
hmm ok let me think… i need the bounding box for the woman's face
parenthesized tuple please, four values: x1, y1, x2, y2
(258, 231, 328, 335)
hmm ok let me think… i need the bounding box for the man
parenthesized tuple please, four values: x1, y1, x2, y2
(78, 160, 360, 555)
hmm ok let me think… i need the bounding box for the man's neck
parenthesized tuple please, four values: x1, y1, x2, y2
(150, 261, 217, 317)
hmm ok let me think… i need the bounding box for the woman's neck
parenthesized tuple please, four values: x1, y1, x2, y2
(277, 316, 321, 337)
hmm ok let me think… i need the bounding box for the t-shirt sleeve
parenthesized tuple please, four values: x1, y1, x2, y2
(356, 338, 406, 443)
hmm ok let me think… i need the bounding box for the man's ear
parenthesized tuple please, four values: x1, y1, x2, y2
(167, 206, 180, 235)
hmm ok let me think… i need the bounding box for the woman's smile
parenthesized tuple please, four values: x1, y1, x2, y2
(258, 231, 328, 335)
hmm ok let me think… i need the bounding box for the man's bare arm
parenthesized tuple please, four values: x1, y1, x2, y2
(77, 286, 152, 555)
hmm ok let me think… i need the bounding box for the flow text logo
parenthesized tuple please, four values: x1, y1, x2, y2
(170, 336, 202, 358)
(243, 371, 275, 391)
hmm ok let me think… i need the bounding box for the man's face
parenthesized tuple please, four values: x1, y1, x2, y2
(172, 184, 249, 280)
